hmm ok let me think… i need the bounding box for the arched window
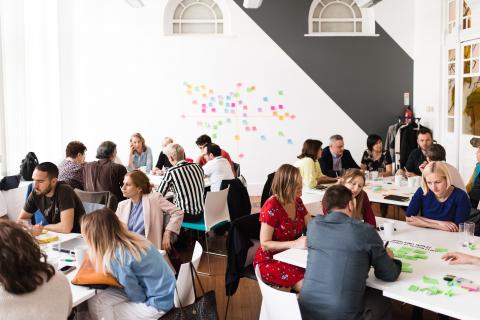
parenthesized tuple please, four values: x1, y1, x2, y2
(306, 0, 376, 36)
(169, 0, 225, 35)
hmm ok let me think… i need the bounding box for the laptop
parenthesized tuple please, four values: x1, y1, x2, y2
(54, 237, 87, 255)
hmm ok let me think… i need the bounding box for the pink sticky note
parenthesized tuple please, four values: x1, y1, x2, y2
(202, 109, 206, 113)
(211, 108, 216, 112)
(243, 105, 248, 110)
(252, 126, 257, 131)
(270, 106, 276, 110)
(181, 114, 186, 119)
(237, 82, 242, 87)
(192, 100, 197, 104)
(257, 107, 263, 112)
(290, 114, 296, 119)
(245, 126, 250, 131)
(231, 103, 236, 107)
(243, 113, 248, 117)
(238, 153, 245, 159)
(278, 105, 284, 109)
(230, 109, 235, 114)
(238, 100, 243, 105)
(202, 104, 206, 108)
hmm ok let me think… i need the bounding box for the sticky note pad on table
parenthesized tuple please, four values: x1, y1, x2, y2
(414, 254, 428, 260)
(413, 249, 427, 254)
(403, 255, 417, 261)
(422, 276, 439, 285)
(434, 248, 448, 253)
(402, 265, 413, 273)
(408, 285, 419, 292)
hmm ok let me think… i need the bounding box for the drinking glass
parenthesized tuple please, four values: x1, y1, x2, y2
(465, 222, 475, 246)
(378, 167, 385, 178)
(459, 223, 466, 247)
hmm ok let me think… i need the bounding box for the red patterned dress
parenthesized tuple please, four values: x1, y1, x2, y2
(253, 195, 307, 287)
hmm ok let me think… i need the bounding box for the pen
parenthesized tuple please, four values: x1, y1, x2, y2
(384, 241, 389, 248)
(61, 258, 76, 262)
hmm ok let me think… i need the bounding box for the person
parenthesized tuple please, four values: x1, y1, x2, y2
(83, 209, 175, 320)
(128, 133, 153, 173)
(466, 138, 480, 208)
(151, 137, 173, 175)
(116, 170, 184, 252)
(424, 144, 465, 191)
(360, 134, 393, 176)
(404, 128, 433, 177)
(83, 141, 127, 205)
(295, 139, 337, 189)
(195, 134, 235, 175)
(337, 169, 376, 227)
(18, 162, 85, 234)
(406, 161, 471, 232)
(299, 185, 401, 320)
(0, 220, 72, 319)
(320, 134, 360, 178)
(58, 140, 87, 190)
(442, 251, 480, 266)
(157, 143, 205, 222)
(253, 164, 311, 292)
(202, 143, 235, 192)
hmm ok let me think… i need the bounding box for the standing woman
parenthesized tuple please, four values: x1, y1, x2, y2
(84, 208, 175, 320)
(360, 134, 393, 176)
(116, 170, 184, 252)
(253, 164, 311, 292)
(295, 139, 337, 189)
(128, 133, 153, 173)
(0, 220, 72, 320)
(338, 169, 376, 227)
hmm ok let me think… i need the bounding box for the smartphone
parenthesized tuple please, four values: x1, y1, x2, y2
(60, 265, 76, 274)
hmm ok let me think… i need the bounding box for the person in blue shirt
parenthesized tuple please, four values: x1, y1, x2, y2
(406, 161, 471, 232)
(82, 208, 175, 320)
(128, 133, 153, 173)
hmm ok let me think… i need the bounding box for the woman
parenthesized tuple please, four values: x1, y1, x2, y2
(58, 140, 87, 190)
(360, 134, 393, 176)
(338, 169, 376, 227)
(84, 208, 175, 320)
(0, 220, 72, 319)
(406, 161, 470, 232)
(253, 164, 311, 292)
(128, 133, 153, 173)
(116, 170, 183, 252)
(295, 139, 337, 189)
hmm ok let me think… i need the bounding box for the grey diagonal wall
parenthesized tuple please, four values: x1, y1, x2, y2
(233, 0, 413, 137)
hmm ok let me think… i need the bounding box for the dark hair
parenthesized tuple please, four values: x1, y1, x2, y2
(417, 128, 433, 138)
(96, 141, 117, 159)
(426, 144, 446, 161)
(0, 220, 55, 294)
(65, 141, 87, 158)
(323, 185, 353, 213)
(366, 134, 382, 151)
(195, 134, 212, 146)
(297, 139, 322, 160)
(125, 170, 152, 194)
(206, 143, 221, 157)
(35, 162, 59, 179)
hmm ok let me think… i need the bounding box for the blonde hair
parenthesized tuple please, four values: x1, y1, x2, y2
(130, 133, 147, 152)
(81, 208, 150, 274)
(421, 161, 452, 195)
(271, 164, 301, 205)
(340, 168, 366, 221)
(165, 143, 185, 161)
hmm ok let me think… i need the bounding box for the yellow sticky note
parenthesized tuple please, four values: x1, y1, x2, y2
(234, 135, 240, 141)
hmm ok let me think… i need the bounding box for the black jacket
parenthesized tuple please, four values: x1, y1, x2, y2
(320, 147, 360, 177)
(220, 178, 251, 222)
(260, 172, 275, 207)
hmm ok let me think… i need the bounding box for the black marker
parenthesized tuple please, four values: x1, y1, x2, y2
(384, 241, 389, 248)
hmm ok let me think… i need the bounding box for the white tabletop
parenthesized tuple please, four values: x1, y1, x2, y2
(274, 218, 480, 320)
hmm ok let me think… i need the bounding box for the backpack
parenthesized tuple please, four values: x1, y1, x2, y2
(20, 152, 39, 181)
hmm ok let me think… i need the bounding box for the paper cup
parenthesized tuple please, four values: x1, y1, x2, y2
(407, 177, 415, 188)
(394, 175, 402, 186)
(74, 246, 87, 266)
(383, 221, 395, 240)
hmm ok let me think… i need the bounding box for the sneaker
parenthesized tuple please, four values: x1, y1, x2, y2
(470, 138, 480, 148)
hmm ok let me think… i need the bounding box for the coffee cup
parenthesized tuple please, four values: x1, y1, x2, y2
(383, 221, 395, 240)
(394, 175, 402, 186)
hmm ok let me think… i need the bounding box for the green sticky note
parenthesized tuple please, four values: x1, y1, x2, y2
(413, 249, 427, 254)
(434, 248, 448, 253)
(400, 246, 413, 252)
(444, 289, 455, 297)
(404, 255, 417, 261)
(422, 276, 439, 285)
(394, 252, 406, 259)
(402, 265, 413, 273)
(408, 285, 419, 292)
(414, 254, 428, 260)
(468, 243, 477, 251)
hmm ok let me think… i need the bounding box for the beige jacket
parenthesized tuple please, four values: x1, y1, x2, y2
(116, 192, 184, 249)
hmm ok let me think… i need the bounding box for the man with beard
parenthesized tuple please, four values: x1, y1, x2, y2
(17, 162, 85, 234)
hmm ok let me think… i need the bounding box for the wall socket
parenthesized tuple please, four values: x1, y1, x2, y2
(425, 105, 434, 112)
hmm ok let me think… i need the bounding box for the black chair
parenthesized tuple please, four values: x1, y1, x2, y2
(233, 162, 241, 177)
(220, 178, 251, 222)
(260, 172, 275, 207)
(74, 189, 118, 213)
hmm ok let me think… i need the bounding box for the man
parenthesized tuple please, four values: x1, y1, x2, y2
(157, 143, 205, 222)
(195, 134, 235, 175)
(423, 144, 465, 191)
(58, 140, 87, 190)
(151, 136, 173, 175)
(17, 162, 85, 234)
(83, 141, 127, 206)
(404, 128, 433, 177)
(299, 185, 401, 320)
(202, 143, 234, 192)
(319, 134, 359, 177)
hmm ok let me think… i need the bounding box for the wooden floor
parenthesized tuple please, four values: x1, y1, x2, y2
(181, 198, 455, 320)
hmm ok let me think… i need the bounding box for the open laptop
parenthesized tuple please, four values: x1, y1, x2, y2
(54, 237, 87, 255)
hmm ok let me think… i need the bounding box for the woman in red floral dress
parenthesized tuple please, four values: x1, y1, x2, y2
(253, 164, 311, 292)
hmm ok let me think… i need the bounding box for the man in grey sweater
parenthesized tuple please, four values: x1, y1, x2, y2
(298, 185, 401, 320)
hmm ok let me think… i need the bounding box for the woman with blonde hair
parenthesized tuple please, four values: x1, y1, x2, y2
(253, 164, 311, 292)
(128, 133, 153, 173)
(84, 208, 175, 320)
(116, 170, 183, 252)
(337, 169, 376, 227)
(406, 161, 470, 232)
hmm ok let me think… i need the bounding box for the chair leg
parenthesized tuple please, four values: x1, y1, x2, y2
(225, 295, 230, 320)
(197, 230, 212, 276)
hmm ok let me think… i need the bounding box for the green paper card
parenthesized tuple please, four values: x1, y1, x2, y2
(434, 248, 448, 253)
(422, 276, 439, 285)
(408, 285, 419, 292)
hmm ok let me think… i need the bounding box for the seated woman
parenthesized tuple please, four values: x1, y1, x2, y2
(116, 170, 184, 252)
(84, 208, 175, 320)
(128, 133, 153, 173)
(295, 139, 337, 189)
(151, 137, 174, 176)
(58, 140, 87, 190)
(338, 169, 376, 227)
(360, 134, 393, 177)
(253, 164, 311, 292)
(406, 161, 470, 232)
(0, 220, 72, 319)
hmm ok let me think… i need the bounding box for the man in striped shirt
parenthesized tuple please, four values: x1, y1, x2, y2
(157, 143, 205, 222)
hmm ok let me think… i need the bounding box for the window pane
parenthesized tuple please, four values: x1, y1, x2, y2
(313, 4, 323, 18)
(449, 49, 455, 62)
(474, 60, 479, 74)
(181, 23, 216, 33)
(449, 63, 456, 76)
(448, 79, 455, 116)
(356, 22, 362, 32)
(182, 0, 196, 6)
(464, 45, 471, 59)
(212, 4, 223, 19)
(449, 1, 456, 22)
(201, 0, 214, 6)
(448, 118, 455, 132)
(473, 44, 479, 58)
(465, 61, 471, 74)
(322, 3, 353, 19)
(313, 21, 319, 33)
(182, 4, 214, 20)
(463, 76, 480, 135)
(217, 23, 223, 34)
(352, 4, 361, 18)
(174, 5, 183, 19)
(321, 21, 354, 32)
(173, 23, 180, 34)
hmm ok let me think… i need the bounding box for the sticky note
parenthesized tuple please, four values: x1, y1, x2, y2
(257, 107, 263, 112)
(219, 101, 224, 106)
(217, 121, 223, 125)
(278, 90, 284, 95)
(194, 86, 199, 91)
(468, 243, 477, 250)
(208, 103, 213, 107)
(252, 126, 257, 131)
(187, 90, 192, 95)
(238, 153, 245, 159)
(226, 96, 231, 101)
(192, 100, 197, 105)
(421, 287, 443, 295)
(209, 89, 214, 94)
(237, 82, 242, 87)
(242, 120, 248, 125)
(230, 110, 235, 114)
(234, 135, 240, 141)
(290, 114, 296, 119)
(414, 254, 428, 260)
(234, 92, 240, 98)
(213, 125, 218, 130)
(238, 100, 243, 105)
(200, 84, 206, 90)
(202, 93, 207, 98)
(211, 108, 216, 112)
(422, 276, 439, 285)
(231, 103, 236, 107)
(245, 126, 250, 131)
(287, 139, 293, 145)
(212, 133, 217, 139)
(224, 108, 229, 113)
(279, 116, 285, 121)
(243, 113, 248, 117)
(202, 104, 206, 108)
(226, 118, 231, 123)
(251, 86, 256, 90)
(408, 285, 419, 292)
(243, 105, 248, 110)
(444, 289, 455, 297)
(278, 104, 284, 109)
(402, 255, 417, 260)
(400, 247, 414, 252)
(273, 111, 278, 116)
(402, 265, 413, 273)
(285, 112, 289, 117)
(278, 131, 284, 137)
(434, 248, 448, 253)
(202, 109, 206, 113)
(414, 249, 426, 254)
(260, 135, 266, 141)
(271, 106, 276, 110)
(263, 97, 268, 102)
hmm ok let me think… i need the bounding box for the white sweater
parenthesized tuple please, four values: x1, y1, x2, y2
(0, 272, 72, 320)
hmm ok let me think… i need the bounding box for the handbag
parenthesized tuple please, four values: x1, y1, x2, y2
(0, 174, 21, 191)
(71, 255, 123, 289)
(162, 262, 218, 320)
